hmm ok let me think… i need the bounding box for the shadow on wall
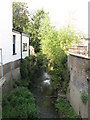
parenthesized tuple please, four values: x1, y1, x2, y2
(2, 67, 21, 94)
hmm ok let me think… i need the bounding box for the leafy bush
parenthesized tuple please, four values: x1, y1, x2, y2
(20, 59, 28, 79)
(2, 87, 40, 119)
(81, 91, 88, 104)
(13, 79, 30, 88)
(55, 97, 80, 119)
(36, 52, 48, 71)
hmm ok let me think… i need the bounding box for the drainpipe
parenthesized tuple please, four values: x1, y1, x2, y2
(20, 32, 22, 63)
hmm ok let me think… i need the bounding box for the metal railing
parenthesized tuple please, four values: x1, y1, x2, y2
(68, 46, 88, 57)
(0, 49, 3, 78)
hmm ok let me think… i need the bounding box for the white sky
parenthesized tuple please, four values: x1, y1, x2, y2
(15, 0, 89, 34)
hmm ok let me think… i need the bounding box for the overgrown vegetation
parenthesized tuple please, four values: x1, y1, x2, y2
(81, 91, 88, 104)
(13, 1, 78, 93)
(40, 19, 76, 92)
(12, 1, 80, 118)
(55, 97, 80, 119)
(3, 56, 41, 119)
(2, 87, 40, 119)
(20, 55, 47, 81)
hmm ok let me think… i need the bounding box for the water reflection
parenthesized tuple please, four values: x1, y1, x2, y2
(30, 71, 59, 118)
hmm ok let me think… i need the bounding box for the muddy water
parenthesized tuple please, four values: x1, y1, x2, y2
(30, 71, 59, 118)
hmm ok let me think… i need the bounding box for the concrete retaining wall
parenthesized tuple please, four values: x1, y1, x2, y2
(67, 54, 89, 118)
(2, 67, 20, 93)
(0, 60, 21, 93)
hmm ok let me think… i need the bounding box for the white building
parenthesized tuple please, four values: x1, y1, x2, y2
(0, 1, 29, 80)
(12, 30, 29, 60)
(0, 1, 29, 118)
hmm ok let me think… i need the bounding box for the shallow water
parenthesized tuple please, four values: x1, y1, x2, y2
(30, 71, 59, 118)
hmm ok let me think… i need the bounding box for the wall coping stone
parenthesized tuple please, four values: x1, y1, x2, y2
(68, 51, 90, 60)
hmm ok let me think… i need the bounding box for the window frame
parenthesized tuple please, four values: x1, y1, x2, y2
(13, 35, 17, 55)
(23, 43, 27, 52)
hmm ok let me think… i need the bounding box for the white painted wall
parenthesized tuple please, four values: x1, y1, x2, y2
(22, 34, 29, 59)
(12, 31, 29, 60)
(0, 1, 12, 65)
(0, 1, 29, 66)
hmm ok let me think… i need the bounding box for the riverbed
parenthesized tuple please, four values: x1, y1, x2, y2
(30, 71, 59, 118)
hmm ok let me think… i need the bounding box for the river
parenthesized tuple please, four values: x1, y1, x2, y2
(30, 71, 59, 118)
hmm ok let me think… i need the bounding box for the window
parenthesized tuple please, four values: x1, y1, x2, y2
(23, 43, 27, 51)
(13, 35, 16, 55)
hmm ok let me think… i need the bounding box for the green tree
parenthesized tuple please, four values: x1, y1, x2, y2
(13, 1, 30, 32)
(29, 9, 47, 52)
(40, 17, 78, 90)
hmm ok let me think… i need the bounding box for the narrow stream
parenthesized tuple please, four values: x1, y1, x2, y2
(30, 71, 59, 118)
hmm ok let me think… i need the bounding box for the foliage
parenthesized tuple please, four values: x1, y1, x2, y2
(2, 87, 40, 119)
(81, 91, 88, 104)
(55, 97, 80, 119)
(13, 1, 30, 32)
(29, 9, 47, 52)
(20, 55, 47, 81)
(39, 17, 75, 91)
(36, 52, 49, 71)
(13, 79, 30, 88)
(58, 25, 78, 52)
(28, 55, 38, 80)
(20, 59, 28, 79)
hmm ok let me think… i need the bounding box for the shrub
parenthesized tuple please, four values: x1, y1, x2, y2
(13, 79, 30, 88)
(81, 91, 88, 104)
(20, 59, 28, 79)
(55, 97, 80, 118)
(2, 87, 40, 118)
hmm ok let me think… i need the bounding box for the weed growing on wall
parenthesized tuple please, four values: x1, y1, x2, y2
(81, 91, 88, 104)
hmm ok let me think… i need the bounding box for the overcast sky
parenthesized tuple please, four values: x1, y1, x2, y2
(15, 0, 89, 34)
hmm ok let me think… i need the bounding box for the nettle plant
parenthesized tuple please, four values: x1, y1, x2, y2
(81, 91, 88, 104)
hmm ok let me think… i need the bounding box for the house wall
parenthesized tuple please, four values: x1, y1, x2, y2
(12, 31, 29, 61)
(0, 1, 29, 66)
(0, 1, 29, 94)
(88, 2, 90, 57)
(0, 1, 12, 118)
(67, 54, 89, 118)
(0, 1, 12, 65)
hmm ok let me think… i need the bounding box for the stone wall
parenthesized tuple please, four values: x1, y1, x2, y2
(0, 60, 21, 93)
(2, 67, 20, 93)
(67, 54, 89, 118)
(0, 60, 20, 78)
